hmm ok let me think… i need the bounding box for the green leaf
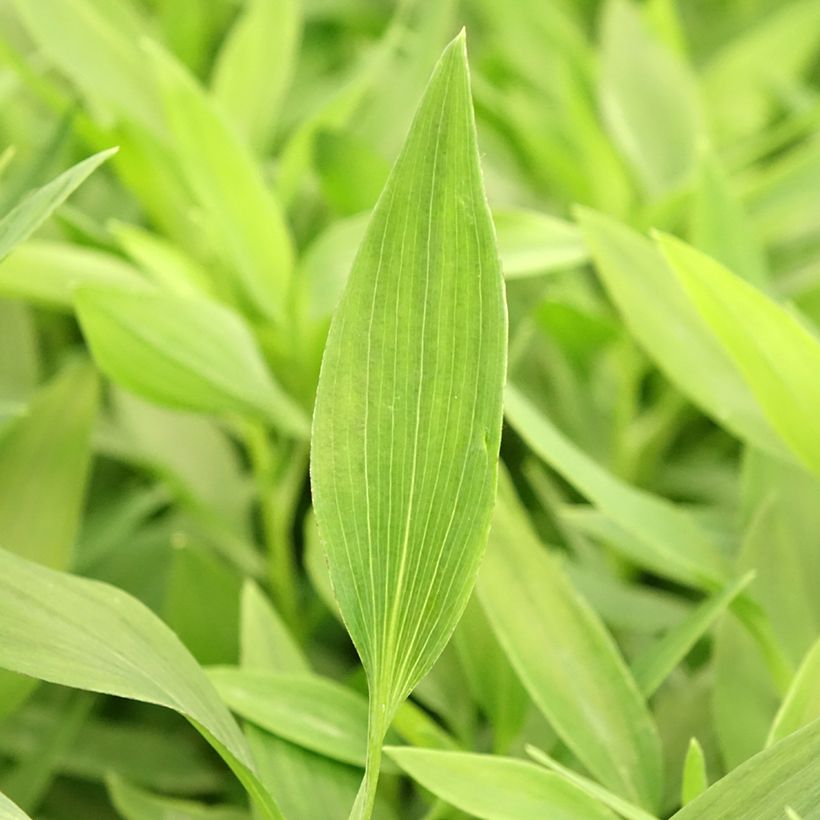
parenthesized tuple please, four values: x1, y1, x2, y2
(10, 0, 161, 133)
(670, 719, 820, 819)
(525, 746, 658, 820)
(453, 595, 529, 753)
(690, 153, 768, 288)
(494, 208, 587, 278)
(384, 747, 618, 820)
(681, 738, 708, 805)
(575, 207, 785, 459)
(0, 241, 145, 308)
(656, 232, 820, 476)
(145, 41, 294, 323)
(0, 149, 116, 262)
(477, 470, 663, 810)
(110, 220, 215, 298)
(207, 668, 371, 767)
(0, 702, 224, 795)
(0, 548, 282, 819)
(74, 286, 309, 437)
(768, 638, 820, 745)
(107, 774, 249, 820)
(212, 0, 301, 152)
(599, 0, 701, 195)
(630, 572, 755, 697)
(310, 31, 506, 816)
(240, 581, 309, 673)
(0, 790, 30, 820)
(0, 360, 98, 569)
(504, 384, 727, 589)
(236, 584, 367, 820)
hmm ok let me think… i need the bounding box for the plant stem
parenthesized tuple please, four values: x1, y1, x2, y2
(351, 703, 388, 820)
(243, 420, 305, 627)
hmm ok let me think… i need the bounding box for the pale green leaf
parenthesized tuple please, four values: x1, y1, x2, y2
(384, 747, 617, 820)
(10, 0, 161, 133)
(494, 208, 587, 278)
(690, 153, 768, 287)
(0, 241, 145, 308)
(109, 220, 215, 298)
(145, 41, 294, 323)
(0, 360, 97, 569)
(656, 232, 820, 476)
(478, 470, 663, 810)
(768, 638, 820, 745)
(0, 790, 30, 820)
(599, 0, 701, 195)
(575, 207, 785, 459)
(0, 149, 116, 262)
(208, 668, 371, 767)
(74, 286, 309, 437)
(107, 774, 249, 820)
(630, 572, 755, 697)
(0, 548, 282, 819)
(681, 738, 708, 805)
(525, 746, 658, 820)
(453, 594, 528, 753)
(310, 31, 506, 814)
(671, 719, 820, 819)
(504, 384, 727, 589)
(212, 0, 301, 152)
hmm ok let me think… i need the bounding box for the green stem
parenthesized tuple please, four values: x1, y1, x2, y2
(733, 593, 795, 694)
(351, 705, 388, 820)
(243, 421, 304, 627)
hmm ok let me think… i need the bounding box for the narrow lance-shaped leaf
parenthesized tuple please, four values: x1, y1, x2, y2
(671, 719, 820, 819)
(0, 360, 97, 569)
(478, 470, 663, 810)
(0, 548, 283, 819)
(0, 149, 116, 262)
(75, 286, 309, 438)
(768, 637, 820, 745)
(656, 233, 820, 477)
(310, 31, 507, 817)
(384, 748, 618, 820)
(681, 738, 708, 805)
(145, 41, 294, 323)
(504, 384, 727, 589)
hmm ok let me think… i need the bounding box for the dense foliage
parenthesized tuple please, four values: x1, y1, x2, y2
(0, 1, 819, 818)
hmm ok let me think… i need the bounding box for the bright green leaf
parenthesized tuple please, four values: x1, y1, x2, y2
(0, 149, 116, 262)
(212, 0, 301, 152)
(478, 471, 663, 810)
(0, 360, 97, 569)
(0, 548, 282, 819)
(630, 572, 754, 697)
(599, 0, 701, 195)
(576, 207, 785, 459)
(207, 668, 371, 767)
(145, 41, 294, 323)
(75, 286, 309, 437)
(0, 241, 145, 308)
(310, 31, 506, 816)
(385, 747, 617, 820)
(505, 384, 727, 589)
(657, 232, 820, 476)
(768, 638, 820, 745)
(671, 719, 820, 819)
(681, 738, 708, 805)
